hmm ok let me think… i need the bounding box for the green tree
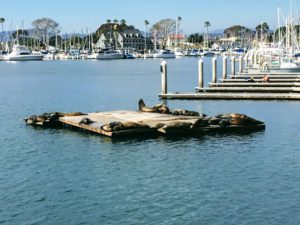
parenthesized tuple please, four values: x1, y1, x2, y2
(188, 33, 203, 43)
(274, 26, 286, 42)
(120, 19, 126, 25)
(255, 22, 269, 40)
(13, 29, 29, 38)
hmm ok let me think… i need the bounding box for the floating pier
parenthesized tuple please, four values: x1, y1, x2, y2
(159, 58, 300, 100)
(25, 101, 265, 137)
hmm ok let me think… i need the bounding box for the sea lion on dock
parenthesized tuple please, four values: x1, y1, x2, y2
(58, 112, 87, 117)
(101, 121, 149, 132)
(79, 117, 94, 125)
(216, 113, 264, 126)
(171, 109, 200, 116)
(24, 112, 61, 127)
(208, 117, 221, 125)
(138, 99, 170, 114)
(156, 121, 193, 133)
(191, 118, 209, 129)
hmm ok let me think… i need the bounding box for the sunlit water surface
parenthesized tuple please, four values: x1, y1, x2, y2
(0, 58, 300, 225)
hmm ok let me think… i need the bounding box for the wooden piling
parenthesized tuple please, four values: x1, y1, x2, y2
(161, 60, 167, 94)
(244, 55, 248, 70)
(239, 55, 243, 73)
(250, 53, 254, 66)
(231, 56, 235, 75)
(212, 57, 217, 83)
(254, 53, 257, 65)
(223, 57, 227, 80)
(198, 58, 204, 88)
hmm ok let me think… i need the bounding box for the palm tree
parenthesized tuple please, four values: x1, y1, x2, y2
(204, 21, 211, 47)
(106, 19, 111, 24)
(144, 20, 149, 51)
(176, 16, 182, 47)
(0, 18, 5, 45)
(113, 19, 119, 24)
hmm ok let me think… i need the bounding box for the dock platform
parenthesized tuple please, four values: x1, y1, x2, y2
(22, 110, 265, 137)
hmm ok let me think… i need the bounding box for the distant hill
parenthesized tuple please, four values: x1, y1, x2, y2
(211, 29, 224, 34)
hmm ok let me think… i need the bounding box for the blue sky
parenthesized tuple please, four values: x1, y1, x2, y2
(0, 0, 299, 34)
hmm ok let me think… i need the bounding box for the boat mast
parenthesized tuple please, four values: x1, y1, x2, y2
(260, 22, 263, 43)
(278, 7, 281, 45)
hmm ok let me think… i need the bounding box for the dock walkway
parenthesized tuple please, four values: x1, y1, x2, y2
(158, 59, 300, 100)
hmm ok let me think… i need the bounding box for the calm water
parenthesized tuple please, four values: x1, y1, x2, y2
(1, 57, 300, 225)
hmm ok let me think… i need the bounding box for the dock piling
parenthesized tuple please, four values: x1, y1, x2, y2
(231, 56, 235, 76)
(212, 57, 217, 83)
(254, 53, 257, 65)
(244, 55, 248, 70)
(239, 55, 243, 73)
(223, 57, 227, 80)
(198, 59, 204, 88)
(250, 53, 254, 66)
(161, 60, 167, 94)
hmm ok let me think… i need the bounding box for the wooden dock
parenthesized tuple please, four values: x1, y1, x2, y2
(159, 92, 300, 100)
(159, 71, 300, 100)
(158, 59, 300, 100)
(57, 110, 265, 137)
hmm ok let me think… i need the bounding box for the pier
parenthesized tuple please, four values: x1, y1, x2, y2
(159, 58, 300, 100)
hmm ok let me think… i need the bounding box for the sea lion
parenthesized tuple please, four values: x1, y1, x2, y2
(192, 118, 209, 129)
(101, 122, 122, 132)
(171, 109, 200, 116)
(138, 99, 170, 114)
(24, 112, 61, 127)
(24, 115, 38, 124)
(138, 99, 157, 112)
(158, 121, 192, 130)
(101, 121, 149, 132)
(79, 117, 94, 125)
(219, 118, 231, 127)
(58, 112, 87, 117)
(208, 117, 221, 125)
(216, 113, 264, 126)
(153, 104, 170, 114)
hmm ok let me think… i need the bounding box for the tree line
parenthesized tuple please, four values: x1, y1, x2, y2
(0, 17, 298, 50)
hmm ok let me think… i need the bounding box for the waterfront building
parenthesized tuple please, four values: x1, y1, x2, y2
(95, 28, 155, 51)
(166, 34, 187, 48)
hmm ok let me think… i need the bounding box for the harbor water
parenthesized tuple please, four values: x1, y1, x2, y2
(1, 57, 300, 225)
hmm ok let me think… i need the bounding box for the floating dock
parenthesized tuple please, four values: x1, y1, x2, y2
(59, 111, 264, 137)
(25, 110, 265, 137)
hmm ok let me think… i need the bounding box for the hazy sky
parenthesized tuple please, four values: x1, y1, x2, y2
(0, 0, 299, 34)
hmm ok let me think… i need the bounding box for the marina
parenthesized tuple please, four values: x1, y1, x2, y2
(2, 1, 300, 225)
(1, 56, 300, 225)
